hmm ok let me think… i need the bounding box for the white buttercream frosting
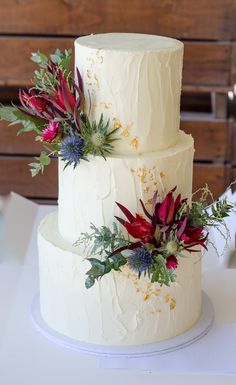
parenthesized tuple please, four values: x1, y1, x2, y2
(37, 33, 202, 346)
(58, 131, 194, 244)
(38, 211, 202, 346)
(75, 33, 183, 154)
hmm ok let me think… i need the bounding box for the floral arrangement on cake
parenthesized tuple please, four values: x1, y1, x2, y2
(0, 49, 118, 176)
(77, 186, 234, 288)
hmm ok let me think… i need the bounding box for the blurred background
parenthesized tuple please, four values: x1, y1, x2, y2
(0, 0, 236, 204)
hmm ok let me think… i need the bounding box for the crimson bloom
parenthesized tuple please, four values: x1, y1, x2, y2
(19, 89, 48, 114)
(177, 217, 208, 250)
(154, 188, 185, 226)
(52, 70, 76, 114)
(115, 203, 155, 243)
(42, 120, 60, 142)
(125, 214, 155, 243)
(166, 256, 178, 270)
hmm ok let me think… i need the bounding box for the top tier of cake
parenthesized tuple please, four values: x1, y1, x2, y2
(75, 33, 183, 154)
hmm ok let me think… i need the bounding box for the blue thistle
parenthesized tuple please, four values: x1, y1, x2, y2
(128, 247, 152, 274)
(60, 135, 86, 168)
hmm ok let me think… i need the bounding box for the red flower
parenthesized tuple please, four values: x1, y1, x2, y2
(154, 188, 185, 226)
(177, 218, 208, 250)
(52, 70, 76, 113)
(125, 214, 155, 242)
(42, 120, 59, 142)
(166, 256, 178, 270)
(20, 89, 48, 114)
(115, 203, 155, 243)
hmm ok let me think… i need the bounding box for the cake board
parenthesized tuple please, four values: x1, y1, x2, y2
(31, 291, 214, 358)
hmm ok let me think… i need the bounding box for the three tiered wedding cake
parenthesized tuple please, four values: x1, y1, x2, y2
(38, 33, 202, 346)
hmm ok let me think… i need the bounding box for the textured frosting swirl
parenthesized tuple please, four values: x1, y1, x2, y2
(58, 131, 194, 244)
(75, 33, 183, 154)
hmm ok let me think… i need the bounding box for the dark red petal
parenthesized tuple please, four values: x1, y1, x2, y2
(174, 193, 181, 216)
(108, 241, 142, 257)
(166, 195, 175, 224)
(177, 216, 188, 238)
(116, 202, 136, 223)
(76, 67, 84, 93)
(139, 199, 152, 220)
(114, 215, 126, 226)
(157, 192, 171, 223)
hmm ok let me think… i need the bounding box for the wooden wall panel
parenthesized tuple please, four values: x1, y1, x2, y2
(183, 43, 232, 86)
(193, 163, 229, 199)
(0, 37, 233, 87)
(0, 157, 58, 198)
(180, 116, 230, 162)
(0, 121, 41, 154)
(0, 115, 230, 162)
(0, 157, 228, 200)
(0, 0, 235, 40)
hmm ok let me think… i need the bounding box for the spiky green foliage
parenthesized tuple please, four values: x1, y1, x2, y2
(29, 151, 51, 177)
(76, 222, 130, 288)
(189, 194, 234, 228)
(0, 105, 44, 135)
(150, 255, 176, 286)
(80, 114, 119, 158)
(76, 222, 129, 257)
(31, 49, 72, 93)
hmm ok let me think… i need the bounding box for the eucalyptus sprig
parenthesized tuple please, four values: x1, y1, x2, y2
(150, 255, 176, 286)
(76, 222, 130, 257)
(76, 223, 130, 288)
(189, 193, 234, 228)
(31, 49, 72, 93)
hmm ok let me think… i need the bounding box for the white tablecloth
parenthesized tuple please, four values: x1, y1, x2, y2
(0, 194, 236, 385)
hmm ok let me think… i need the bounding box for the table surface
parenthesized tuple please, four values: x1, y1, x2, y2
(1, 197, 236, 385)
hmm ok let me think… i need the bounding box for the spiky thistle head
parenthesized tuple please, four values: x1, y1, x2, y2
(128, 247, 152, 275)
(60, 134, 86, 168)
(80, 113, 119, 158)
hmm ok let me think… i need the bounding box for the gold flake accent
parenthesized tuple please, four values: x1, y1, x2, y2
(144, 186, 150, 193)
(138, 167, 147, 183)
(113, 118, 122, 129)
(143, 293, 150, 301)
(130, 137, 139, 150)
(130, 168, 135, 173)
(147, 198, 153, 205)
(160, 171, 165, 178)
(165, 294, 172, 303)
(165, 295, 176, 310)
(170, 299, 176, 310)
(121, 127, 130, 137)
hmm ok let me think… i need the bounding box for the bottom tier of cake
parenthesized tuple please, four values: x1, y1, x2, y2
(38, 211, 202, 346)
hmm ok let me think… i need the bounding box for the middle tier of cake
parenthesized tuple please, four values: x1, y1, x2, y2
(58, 131, 194, 244)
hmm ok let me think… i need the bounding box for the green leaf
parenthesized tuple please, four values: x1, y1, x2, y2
(85, 276, 95, 289)
(28, 150, 51, 177)
(0, 106, 18, 122)
(110, 254, 127, 270)
(150, 255, 176, 286)
(39, 151, 51, 166)
(17, 121, 39, 135)
(31, 51, 48, 66)
(29, 162, 42, 177)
